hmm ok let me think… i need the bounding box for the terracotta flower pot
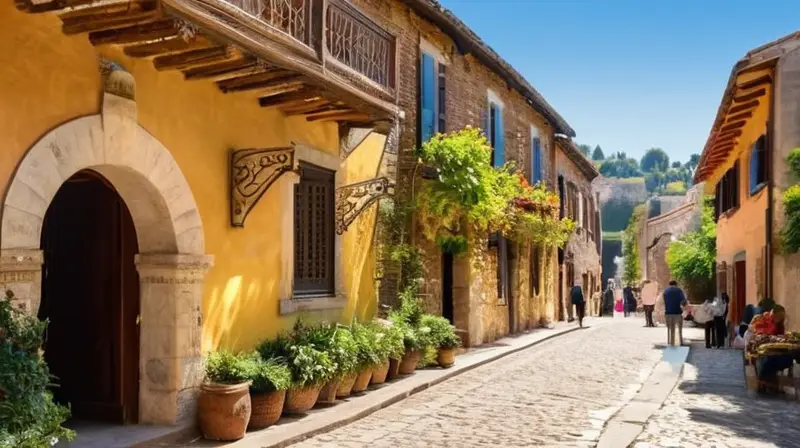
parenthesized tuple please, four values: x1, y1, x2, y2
(248, 390, 285, 431)
(387, 358, 401, 379)
(283, 384, 322, 415)
(399, 350, 421, 375)
(437, 347, 457, 368)
(336, 373, 358, 398)
(371, 361, 390, 384)
(317, 379, 340, 405)
(198, 381, 252, 441)
(351, 369, 373, 393)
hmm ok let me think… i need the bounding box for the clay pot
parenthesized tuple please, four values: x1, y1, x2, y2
(399, 349, 421, 375)
(248, 390, 286, 430)
(371, 361, 390, 384)
(437, 347, 457, 368)
(283, 385, 322, 414)
(336, 373, 358, 398)
(387, 358, 401, 379)
(317, 379, 340, 405)
(351, 369, 373, 393)
(197, 381, 252, 441)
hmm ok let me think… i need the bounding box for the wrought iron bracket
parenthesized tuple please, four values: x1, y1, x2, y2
(335, 177, 395, 235)
(230, 147, 294, 227)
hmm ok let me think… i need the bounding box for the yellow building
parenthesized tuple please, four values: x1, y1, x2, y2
(0, 0, 399, 426)
(695, 31, 800, 329)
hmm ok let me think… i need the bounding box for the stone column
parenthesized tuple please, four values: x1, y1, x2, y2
(0, 249, 44, 314)
(135, 253, 213, 425)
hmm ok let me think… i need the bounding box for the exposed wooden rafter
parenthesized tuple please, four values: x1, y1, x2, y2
(737, 74, 772, 90)
(315, 112, 371, 123)
(258, 89, 320, 108)
(17, 0, 98, 14)
(89, 19, 179, 45)
(719, 120, 747, 133)
(732, 88, 767, 104)
(218, 72, 302, 94)
(726, 111, 753, 123)
(728, 100, 759, 115)
(281, 99, 332, 115)
(182, 57, 258, 81)
(60, 1, 160, 35)
(153, 45, 238, 71)
(124, 35, 213, 58)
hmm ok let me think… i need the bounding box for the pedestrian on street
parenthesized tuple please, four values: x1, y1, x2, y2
(640, 280, 658, 327)
(571, 281, 586, 328)
(623, 285, 636, 318)
(700, 296, 717, 348)
(663, 280, 688, 346)
(714, 293, 729, 348)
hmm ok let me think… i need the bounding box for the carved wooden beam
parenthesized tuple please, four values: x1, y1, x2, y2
(282, 99, 332, 115)
(230, 147, 295, 227)
(728, 100, 759, 115)
(335, 177, 395, 234)
(733, 88, 766, 103)
(719, 120, 747, 133)
(89, 19, 179, 45)
(258, 89, 320, 108)
(218, 72, 302, 93)
(153, 45, 237, 71)
(61, 2, 160, 35)
(182, 57, 257, 80)
(124, 35, 213, 58)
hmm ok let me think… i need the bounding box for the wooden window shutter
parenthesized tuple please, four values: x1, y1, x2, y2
(293, 163, 335, 296)
(420, 52, 436, 143)
(532, 137, 542, 184)
(494, 105, 505, 167)
(733, 161, 740, 208)
(438, 63, 446, 133)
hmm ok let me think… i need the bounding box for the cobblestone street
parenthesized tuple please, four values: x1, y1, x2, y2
(635, 339, 800, 448)
(292, 318, 668, 448)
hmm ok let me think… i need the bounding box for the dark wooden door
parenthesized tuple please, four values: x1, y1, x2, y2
(39, 170, 140, 424)
(734, 260, 747, 327)
(442, 252, 454, 324)
(558, 266, 564, 321)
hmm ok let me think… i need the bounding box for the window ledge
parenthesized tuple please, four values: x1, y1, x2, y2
(749, 182, 767, 197)
(280, 296, 346, 315)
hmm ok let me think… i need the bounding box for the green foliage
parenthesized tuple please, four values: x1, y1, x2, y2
(287, 345, 335, 387)
(0, 290, 74, 447)
(671, 161, 682, 169)
(419, 315, 461, 349)
(621, 204, 645, 286)
(664, 181, 687, 195)
(687, 154, 700, 171)
(436, 235, 469, 256)
(592, 145, 605, 161)
(781, 185, 800, 253)
(640, 148, 670, 173)
(787, 148, 800, 179)
(666, 200, 717, 285)
(387, 292, 433, 352)
(370, 322, 401, 362)
(350, 322, 381, 369)
(206, 350, 251, 385)
(601, 199, 636, 232)
(603, 231, 622, 241)
(599, 157, 642, 178)
(379, 199, 423, 292)
(241, 353, 292, 393)
(578, 144, 592, 157)
(257, 321, 336, 387)
(382, 323, 407, 360)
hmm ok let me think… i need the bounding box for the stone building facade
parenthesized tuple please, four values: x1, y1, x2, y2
(350, 0, 576, 345)
(555, 137, 602, 318)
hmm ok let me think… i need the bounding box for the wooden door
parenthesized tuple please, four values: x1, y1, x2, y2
(40, 170, 140, 424)
(442, 252, 454, 324)
(734, 260, 747, 327)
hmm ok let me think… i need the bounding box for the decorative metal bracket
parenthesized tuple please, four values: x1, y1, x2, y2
(230, 147, 294, 227)
(335, 177, 395, 234)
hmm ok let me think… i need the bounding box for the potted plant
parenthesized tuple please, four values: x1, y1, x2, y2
(422, 315, 461, 368)
(383, 321, 406, 380)
(198, 350, 252, 441)
(243, 353, 292, 430)
(351, 322, 381, 393)
(370, 322, 398, 384)
(394, 321, 427, 375)
(320, 324, 358, 403)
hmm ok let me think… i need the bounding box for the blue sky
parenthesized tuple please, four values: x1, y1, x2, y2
(438, 0, 799, 164)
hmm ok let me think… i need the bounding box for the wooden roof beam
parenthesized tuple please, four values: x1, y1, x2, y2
(18, 0, 99, 13)
(218, 72, 302, 93)
(153, 45, 238, 71)
(182, 58, 258, 81)
(733, 88, 767, 104)
(715, 129, 743, 140)
(719, 120, 747, 133)
(316, 112, 372, 123)
(281, 99, 332, 115)
(258, 89, 320, 108)
(737, 74, 772, 90)
(60, 1, 159, 35)
(305, 108, 359, 121)
(89, 19, 179, 46)
(124, 35, 213, 58)
(726, 111, 753, 123)
(728, 100, 759, 115)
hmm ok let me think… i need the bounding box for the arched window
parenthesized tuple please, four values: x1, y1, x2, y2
(750, 134, 767, 194)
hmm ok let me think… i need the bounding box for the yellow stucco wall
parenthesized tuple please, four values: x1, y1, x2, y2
(0, 4, 383, 352)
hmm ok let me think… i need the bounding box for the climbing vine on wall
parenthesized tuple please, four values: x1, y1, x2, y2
(666, 199, 717, 290)
(621, 204, 645, 286)
(781, 148, 800, 253)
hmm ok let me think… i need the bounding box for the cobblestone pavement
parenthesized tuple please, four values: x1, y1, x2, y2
(292, 318, 670, 448)
(635, 339, 800, 448)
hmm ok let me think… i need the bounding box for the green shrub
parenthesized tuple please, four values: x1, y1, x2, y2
(436, 235, 469, 256)
(287, 344, 335, 387)
(0, 290, 74, 448)
(206, 350, 251, 385)
(257, 320, 336, 387)
(419, 315, 461, 349)
(242, 353, 292, 393)
(329, 326, 359, 377)
(788, 148, 800, 178)
(382, 322, 406, 360)
(351, 322, 381, 369)
(782, 170, 800, 253)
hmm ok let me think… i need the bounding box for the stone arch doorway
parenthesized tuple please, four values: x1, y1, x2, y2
(40, 169, 141, 423)
(0, 68, 213, 424)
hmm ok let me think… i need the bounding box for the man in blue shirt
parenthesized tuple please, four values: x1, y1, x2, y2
(663, 280, 688, 346)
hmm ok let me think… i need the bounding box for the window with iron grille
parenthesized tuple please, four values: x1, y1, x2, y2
(294, 163, 335, 296)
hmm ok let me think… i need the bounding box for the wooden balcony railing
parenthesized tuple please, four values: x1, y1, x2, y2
(223, 0, 312, 46)
(326, 0, 395, 89)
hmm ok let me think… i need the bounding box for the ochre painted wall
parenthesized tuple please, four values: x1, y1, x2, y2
(0, 4, 383, 352)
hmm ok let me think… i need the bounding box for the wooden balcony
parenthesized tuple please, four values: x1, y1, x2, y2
(14, 0, 399, 125)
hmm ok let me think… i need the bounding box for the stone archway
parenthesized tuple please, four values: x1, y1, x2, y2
(0, 67, 213, 425)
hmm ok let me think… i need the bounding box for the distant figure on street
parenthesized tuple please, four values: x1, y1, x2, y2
(570, 281, 586, 328)
(603, 281, 615, 316)
(641, 280, 658, 327)
(700, 296, 717, 348)
(623, 286, 636, 317)
(663, 280, 688, 346)
(714, 293, 729, 348)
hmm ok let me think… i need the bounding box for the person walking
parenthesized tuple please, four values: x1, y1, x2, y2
(663, 280, 688, 346)
(623, 285, 636, 318)
(714, 293, 729, 348)
(640, 280, 658, 327)
(700, 296, 717, 348)
(570, 281, 586, 328)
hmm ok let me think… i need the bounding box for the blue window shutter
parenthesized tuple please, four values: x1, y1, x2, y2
(494, 106, 504, 167)
(420, 53, 436, 143)
(533, 138, 542, 184)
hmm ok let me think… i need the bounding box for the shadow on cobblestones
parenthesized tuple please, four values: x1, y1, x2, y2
(638, 340, 800, 448)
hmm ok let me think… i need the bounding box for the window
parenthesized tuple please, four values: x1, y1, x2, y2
(419, 51, 446, 144)
(714, 161, 740, 219)
(486, 93, 504, 167)
(558, 175, 565, 219)
(530, 246, 540, 296)
(566, 182, 579, 222)
(531, 127, 542, 184)
(749, 134, 767, 194)
(293, 163, 335, 296)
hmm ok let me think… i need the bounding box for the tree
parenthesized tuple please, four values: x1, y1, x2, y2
(640, 148, 670, 173)
(599, 157, 642, 179)
(592, 145, 605, 161)
(671, 161, 682, 169)
(687, 153, 700, 170)
(644, 171, 664, 193)
(666, 199, 716, 302)
(578, 144, 592, 158)
(621, 204, 645, 286)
